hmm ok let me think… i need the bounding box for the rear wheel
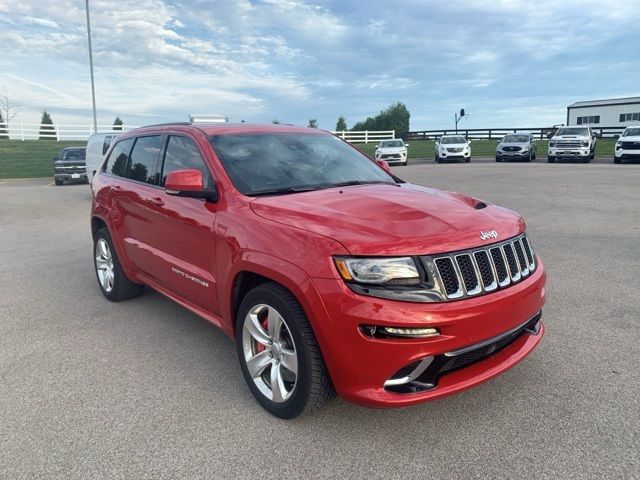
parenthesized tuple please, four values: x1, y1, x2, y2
(94, 228, 144, 301)
(236, 282, 333, 419)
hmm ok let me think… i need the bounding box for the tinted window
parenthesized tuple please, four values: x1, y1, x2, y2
(102, 135, 113, 155)
(209, 132, 394, 196)
(104, 138, 134, 177)
(124, 136, 163, 185)
(161, 136, 213, 188)
(61, 149, 86, 160)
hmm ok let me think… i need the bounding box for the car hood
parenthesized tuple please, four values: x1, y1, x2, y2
(250, 183, 524, 255)
(441, 143, 467, 149)
(553, 135, 589, 140)
(55, 160, 86, 166)
(377, 147, 406, 153)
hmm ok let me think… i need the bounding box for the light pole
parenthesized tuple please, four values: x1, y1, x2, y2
(455, 108, 466, 133)
(85, 0, 98, 133)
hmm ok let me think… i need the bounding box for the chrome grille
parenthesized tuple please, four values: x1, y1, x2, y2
(555, 140, 582, 148)
(425, 233, 537, 301)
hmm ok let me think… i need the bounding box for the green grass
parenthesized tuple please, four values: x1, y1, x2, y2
(354, 138, 617, 159)
(0, 140, 86, 178)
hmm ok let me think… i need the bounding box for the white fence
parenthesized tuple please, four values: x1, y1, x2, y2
(0, 123, 140, 141)
(331, 130, 395, 143)
(0, 123, 395, 143)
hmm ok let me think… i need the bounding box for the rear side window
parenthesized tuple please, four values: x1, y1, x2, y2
(104, 138, 134, 177)
(102, 135, 113, 155)
(124, 136, 163, 185)
(161, 136, 213, 189)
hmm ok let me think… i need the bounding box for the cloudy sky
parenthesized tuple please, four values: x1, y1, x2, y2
(1, 0, 639, 130)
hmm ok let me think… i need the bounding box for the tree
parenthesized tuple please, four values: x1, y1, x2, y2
(272, 119, 280, 124)
(307, 119, 318, 128)
(0, 111, 7, 139)
(335, 115, 347, 132)
(0, 87, 20, 129)
(39, 109, 56, 140)
(351, 102, 410, 136)
(113, 116, 123, 131)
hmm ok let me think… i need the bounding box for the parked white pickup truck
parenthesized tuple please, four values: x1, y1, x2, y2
(547, 126, 596, 163)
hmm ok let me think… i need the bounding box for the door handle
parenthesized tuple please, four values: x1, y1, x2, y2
(149, 196, 164, 207)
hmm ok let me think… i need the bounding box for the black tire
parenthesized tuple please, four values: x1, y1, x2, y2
(236, 282, 334, 419)
(93, 228, 144, 301)
(465, 157, 470, 163)
(525, 153, 532, 162)
(614, 157, 621, 164)
(532, 151, 537, 160)
(547, 156, 555, 163)
(495, 156, 501, 162)
(54, 178, 63, 186)
(435, 153, 439, 163)
(582, 156, 590, 163)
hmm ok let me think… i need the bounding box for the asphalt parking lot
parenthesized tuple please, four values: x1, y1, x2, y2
(1, 163, 639, 479)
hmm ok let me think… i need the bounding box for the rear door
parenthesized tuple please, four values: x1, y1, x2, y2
(143, 134, 219, 313)
(103, 135, 164, 276)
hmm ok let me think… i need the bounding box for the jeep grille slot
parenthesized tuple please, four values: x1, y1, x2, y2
(428, 233, 536, 301)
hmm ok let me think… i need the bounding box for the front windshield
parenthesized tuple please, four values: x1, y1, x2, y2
(62, 149, 86, 160)
(556, 127, 588, 136)
(622, 128, 640, 137)
(379, 140, 404, 148)
(441, 136, 466, 144)
(502, 135, 529, 143)
(209, 132, 394, 196)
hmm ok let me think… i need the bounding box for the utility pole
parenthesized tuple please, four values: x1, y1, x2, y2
(85, 0, 98, 134)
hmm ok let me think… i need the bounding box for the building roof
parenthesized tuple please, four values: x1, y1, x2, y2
(568, 97, 640, 108)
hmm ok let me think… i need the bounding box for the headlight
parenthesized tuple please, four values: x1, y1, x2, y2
(334, 257, 420, 286)
(616, 143, 622, 150)
(549, 141, 556, 147)
(581, 140, 589, 147)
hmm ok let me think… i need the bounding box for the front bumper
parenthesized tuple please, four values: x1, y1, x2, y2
(548, 147, 589, 158)
(497, 149, 529, 159)
(376, 152, 407, 165)
(54, 172, 88, 182)
(615, 150, 640, 160)
(306, 257, 546, 407)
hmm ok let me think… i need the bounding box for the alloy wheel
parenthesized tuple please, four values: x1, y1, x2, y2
(242, 304, 298, 403)
(95, 238, 115, 293)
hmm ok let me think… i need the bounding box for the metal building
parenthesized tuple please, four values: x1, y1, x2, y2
(567, 97, 640, 127)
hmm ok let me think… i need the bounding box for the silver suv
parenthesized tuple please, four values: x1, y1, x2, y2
(496, 132, 537, 162)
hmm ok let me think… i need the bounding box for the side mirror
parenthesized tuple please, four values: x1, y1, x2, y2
(165, 169, 218, 201)
(405, 143, 410, 147)
(376, 159, 392, 174)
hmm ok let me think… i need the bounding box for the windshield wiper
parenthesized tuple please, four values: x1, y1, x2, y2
(249, 185, 323, 197)
(324, 180, 395, 188)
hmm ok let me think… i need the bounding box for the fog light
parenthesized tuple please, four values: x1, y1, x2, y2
(383, 327, 439, 338)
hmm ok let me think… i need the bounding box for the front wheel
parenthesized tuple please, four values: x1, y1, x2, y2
(614, 157, 621, 164)
(547, 156, 555, 163)
(465, 157, 470, 163)
(495, 156, 501, 162)
(94, 228, 144, 301)
(236, 283, 333, 419)
(54, 178, 63, 186)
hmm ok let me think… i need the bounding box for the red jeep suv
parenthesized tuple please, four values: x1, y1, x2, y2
(91, 123, 546, 418)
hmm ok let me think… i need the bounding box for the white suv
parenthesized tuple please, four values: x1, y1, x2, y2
(548, 126, 596, 163)
(435, 135, 471, 163)
(375, 139, 408, 166)
(614, 126, 640, 164)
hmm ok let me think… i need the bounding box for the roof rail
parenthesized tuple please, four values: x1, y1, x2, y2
(189, 114, 229, 124)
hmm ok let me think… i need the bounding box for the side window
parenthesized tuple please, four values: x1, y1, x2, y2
(104, 138, 134, 177)
(161, 136, 213, 189)
(102, 135, 113, 155)
(124, 136, 163, 185)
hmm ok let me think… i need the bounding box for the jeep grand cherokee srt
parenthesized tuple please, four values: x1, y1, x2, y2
(91, 123, 546, 418)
